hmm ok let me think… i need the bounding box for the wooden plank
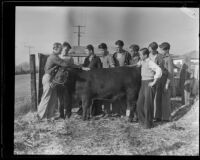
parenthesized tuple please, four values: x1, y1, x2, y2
(30, 54, 37, 111)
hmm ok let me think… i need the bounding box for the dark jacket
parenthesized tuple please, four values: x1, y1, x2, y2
(83, 55, 102, 69)
(155, 53, 168, 90)
(113, 50, 131, 67)
(45, 53, 74, 75)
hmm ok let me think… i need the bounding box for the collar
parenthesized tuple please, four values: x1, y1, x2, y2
(163, 53, 170, 58)
(143, 57, 150, 62)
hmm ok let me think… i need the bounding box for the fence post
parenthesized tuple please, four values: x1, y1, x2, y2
(30, 54, 37, 111)
(38, 53, 48, 104)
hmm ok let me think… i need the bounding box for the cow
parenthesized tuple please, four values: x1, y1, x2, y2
(53, 66, 141, 122)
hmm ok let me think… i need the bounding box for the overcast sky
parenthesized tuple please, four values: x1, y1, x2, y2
(15, 7, 199, 65)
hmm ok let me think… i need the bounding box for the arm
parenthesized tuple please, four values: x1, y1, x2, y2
(52, 55, 74, 67)
(97, 57, 102, 68)
(148, 60, 162, 87)
(166, 57, 174, 87)
(108, 55, 115, 68)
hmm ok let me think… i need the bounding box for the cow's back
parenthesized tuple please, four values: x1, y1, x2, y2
(75, 66, 141, 99)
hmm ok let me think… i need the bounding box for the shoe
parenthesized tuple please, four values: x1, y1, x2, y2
(154, 118, 161, 122)
(53, 116, 64, 120)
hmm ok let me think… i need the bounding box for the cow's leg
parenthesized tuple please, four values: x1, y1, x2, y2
(126, 88, 137, 122)
(82, 96, 92, 121)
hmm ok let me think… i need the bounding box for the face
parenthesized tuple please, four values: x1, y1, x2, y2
(62, 46, 70, 55)
(116, 45, 123, 52)
(139, 51, 147, 61)
(159, 48, 168, 55)
(99, 48, 107, 55)
(148, 47, 153, 53)
(129, 48, 137, 56)
(85, 49, 92, 56)
(53, 45, 62, 55)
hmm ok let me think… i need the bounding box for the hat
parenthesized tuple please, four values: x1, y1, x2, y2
(129, 44, 140, 52)
(159, 42, 170, 50)
(63, 42, 71, 49)
(115, 40, 124, 47)
(148, 42, 158, 50)
(98, 43, 107, 50)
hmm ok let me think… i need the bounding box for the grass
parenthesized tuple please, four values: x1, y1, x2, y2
(14, 98, 199, 155)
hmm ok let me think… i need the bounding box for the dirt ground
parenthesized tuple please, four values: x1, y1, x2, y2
(14, 98, 199, 155)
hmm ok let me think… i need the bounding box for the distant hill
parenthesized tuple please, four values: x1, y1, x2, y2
(15, 62, 39, 75)
(172, 50, 199, 60)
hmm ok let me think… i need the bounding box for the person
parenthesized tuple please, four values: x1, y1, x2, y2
(179, 56, 191, 105)
(37, 42, 76, 121)
(136, 48, 162, 129)
(129, 44, 140, 65)
(98, 43, 115, 117)
(148, 42, 168, 122)
(183, 65, 193, 106)
(77, 44, 103, 116)
(159, 42, 174, 122)
(56, 42, 74, 120)
(112, 40, 132, 116)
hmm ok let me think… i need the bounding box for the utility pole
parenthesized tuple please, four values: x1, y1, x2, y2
(73, 25, 85, 46)
(24, 45, 34, 55)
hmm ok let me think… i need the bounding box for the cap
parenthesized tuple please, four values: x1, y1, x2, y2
(63, 42, 71, 49)
(98, 43, 107, 50)
(159, 42, 170, 50)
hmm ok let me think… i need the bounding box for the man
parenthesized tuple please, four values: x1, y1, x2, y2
(179, 56, 191, 105)
(159, 42, 174, 122)
(129, 44, 140, 65)
(56, 42, 74, 120)
(112, 40, 131, 116)
(78, 44, 103, 116)
(98, 43, 115, 117)
(37, 42, 76, 121)
(148, 42, 168, 122)
(136, 48, 162, 129)
(83, 44, 102, 69)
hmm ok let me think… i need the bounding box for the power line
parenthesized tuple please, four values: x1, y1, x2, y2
(73, 25, 85, 46)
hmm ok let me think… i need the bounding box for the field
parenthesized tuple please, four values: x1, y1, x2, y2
(14, 74, 199, 155)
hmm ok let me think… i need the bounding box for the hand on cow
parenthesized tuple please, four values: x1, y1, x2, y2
(82, 67, 90, 71)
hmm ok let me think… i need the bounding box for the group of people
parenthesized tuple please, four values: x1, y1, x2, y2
(37, 39, 178, 129)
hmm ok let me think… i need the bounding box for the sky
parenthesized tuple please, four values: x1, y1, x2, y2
(15, 7, 199, 65)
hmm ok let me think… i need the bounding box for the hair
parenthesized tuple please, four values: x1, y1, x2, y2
(148, 42, 158, 51)
(115, 40, 124, 47)
(86, 44, 94, 52)
(63, 42, 71, 49)
(53, 42, 62, 50)
(98, 43, 107, 50)
(129, 44, 140, 52)
(140, 48, 150, 57)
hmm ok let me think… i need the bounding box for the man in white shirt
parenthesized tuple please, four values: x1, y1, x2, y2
(136, 48, 162, 129)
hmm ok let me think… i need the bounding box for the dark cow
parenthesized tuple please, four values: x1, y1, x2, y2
(54, 66, 141, 121)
